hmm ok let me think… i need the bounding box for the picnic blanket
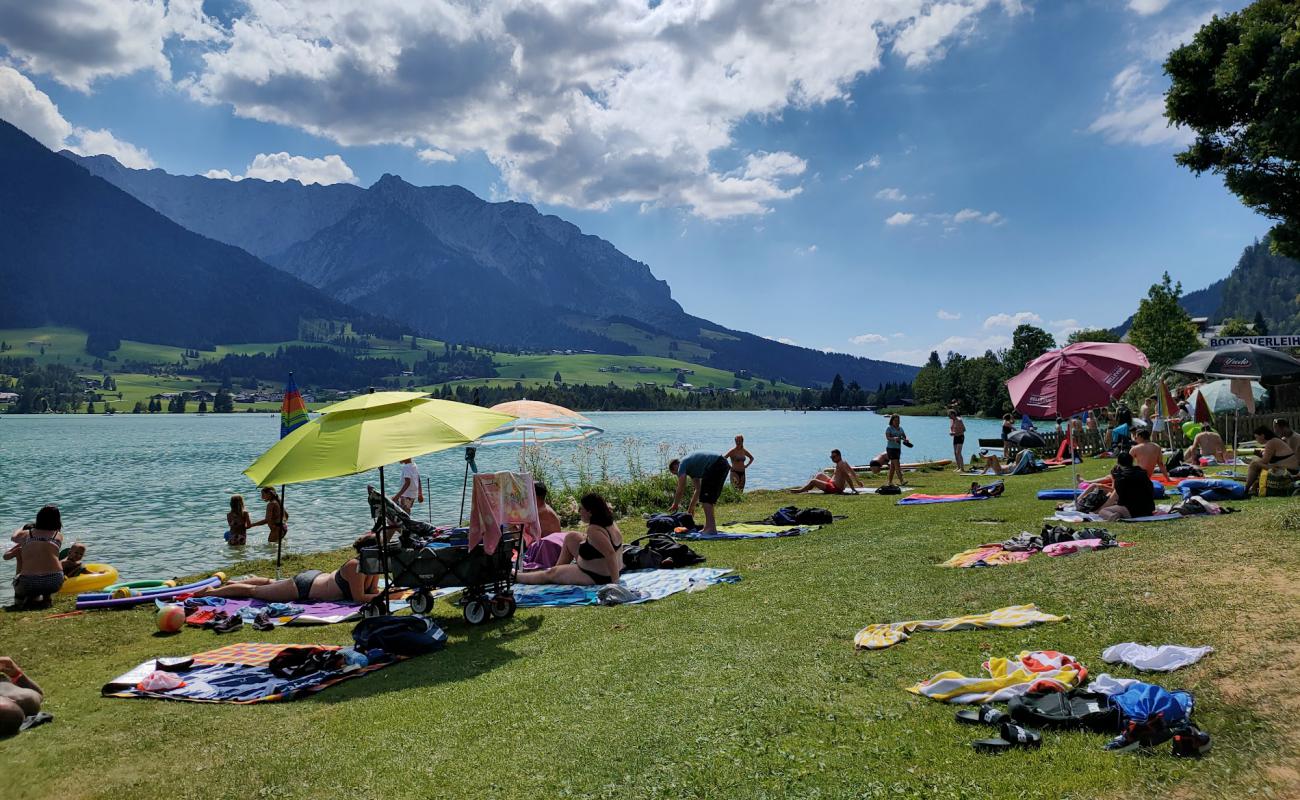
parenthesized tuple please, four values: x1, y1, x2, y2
(102, 643, 406, 704)
(513, 567, 737, 607)
(157, 596, 418, 627)
(855, 604, 1065, 650)
(1046, 511, 1182, 524)
(897, 493, 991, 505)
(1042, 538, 1134, 556)
(940, 545, 1034, 568)
(908, 650, 1087, 704)
(808, 486, 914, 495)
(681, 524, 812, 540)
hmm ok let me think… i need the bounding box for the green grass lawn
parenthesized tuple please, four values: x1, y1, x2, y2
(440, 352, 802, 392)
(3, 464, 1297, 798)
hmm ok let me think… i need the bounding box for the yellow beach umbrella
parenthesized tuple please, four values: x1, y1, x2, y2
(244, 392, 515, 487)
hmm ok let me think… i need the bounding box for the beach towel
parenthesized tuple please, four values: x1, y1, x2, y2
(156, 597, 418, 627)
(523, 531, 570, 570)
(1102, 643, 1214, 672)
(513, 567, 737, 608)
(939, 545, 1034, 568)
(1037, 488, 1083, 500)
(469, 471, 540, 553)
(1041, 538, 1134, 557)
(855, 604, 1066, 650)
(102, 643, 407, 704)
(679, 524, 812, 540)
(908, 650, 1087, 704)
(1119, 513, 1183, 523)
(809, 486, 914, 495)
(897, 493, 991, 505)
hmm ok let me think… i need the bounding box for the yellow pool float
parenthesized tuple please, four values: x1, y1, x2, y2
(58, 563, 119, 595)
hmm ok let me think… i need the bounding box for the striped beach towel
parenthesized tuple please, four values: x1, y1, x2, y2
(908, 650, 1087, 704)
(855, 604, 1066, 650)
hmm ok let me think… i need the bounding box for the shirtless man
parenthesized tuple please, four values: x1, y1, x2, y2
(724, 435, 755, 492)
(534, 482, 562, 536)
(0, 657, 45, 737)
(1129, 429, 1166, 478)
(1274, 419, 1300, 456)
(793, 449, 862, 494)
(1184, 426, 1227, 465)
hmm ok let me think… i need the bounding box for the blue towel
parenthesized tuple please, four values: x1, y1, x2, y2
(513, 567, 738, 607)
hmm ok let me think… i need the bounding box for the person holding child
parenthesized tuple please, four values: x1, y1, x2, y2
(4, 506, 65, 609)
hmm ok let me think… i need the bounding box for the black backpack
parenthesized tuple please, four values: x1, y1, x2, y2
(622, 534, 706, 571)
(769, 506, 800, 525)
(876, 484, 901, 495)
(646, 512, 696, 533)
(1008, 691, 1121, 733)
(794, 507, 833, 525)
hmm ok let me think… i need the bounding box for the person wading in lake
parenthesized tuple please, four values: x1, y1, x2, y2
(249, 487, 287, 544)
(724, 435, 755, 492)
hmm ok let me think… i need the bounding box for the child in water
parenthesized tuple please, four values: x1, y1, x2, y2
(225, 494, 252, 546)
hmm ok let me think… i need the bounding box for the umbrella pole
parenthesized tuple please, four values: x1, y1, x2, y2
(459, 456, 470, 527)
(378, 466, 391, 615)
(275, 484, 285, 580)
(426, 476, 432, 524)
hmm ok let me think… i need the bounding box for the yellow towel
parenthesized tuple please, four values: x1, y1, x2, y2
(854, 604, 1067, 650)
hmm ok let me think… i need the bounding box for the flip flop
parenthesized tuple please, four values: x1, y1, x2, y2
(955, 704, 1007, 726)
(972, 722, 1043, 754)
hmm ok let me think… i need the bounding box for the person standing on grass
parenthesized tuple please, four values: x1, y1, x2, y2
(948, 410, 966, 472)
(1001, 413, 1014, 459)
(884, 414, 911, 487)
(393, 457, 423, 514)
(668, 452, 730, 534)
(725, 435, 755, 492)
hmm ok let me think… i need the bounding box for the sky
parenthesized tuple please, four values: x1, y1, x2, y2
(0, 0, 1269, 365)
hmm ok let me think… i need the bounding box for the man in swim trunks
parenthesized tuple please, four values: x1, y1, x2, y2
(668, 452, 730, 534)
(0, 657, 45, 738)
(1129, 429, 1167, 478)
(724, 435, 755, 492)
(1184, 426, 1227, 465)
(948, 410, 966, 472)
(793, 449, 862, 494)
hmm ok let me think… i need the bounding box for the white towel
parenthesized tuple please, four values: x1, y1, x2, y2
(1102, 642, 1214, 672)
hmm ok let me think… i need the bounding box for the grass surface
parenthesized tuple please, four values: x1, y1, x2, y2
(3, 464, 1297, 799)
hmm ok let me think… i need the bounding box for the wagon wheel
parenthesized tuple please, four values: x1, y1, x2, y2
(463, 599, 488, 625)
(490, 595, 516, 619)
(409, 591, 434, 615)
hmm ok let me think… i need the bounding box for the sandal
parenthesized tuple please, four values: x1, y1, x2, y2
(973, 722, 1042, 753)
(955, 704, 1006, 726)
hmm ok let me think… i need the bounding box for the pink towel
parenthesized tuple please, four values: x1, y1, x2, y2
(468, 472, 541, 554)
(523, 532, 572, 570)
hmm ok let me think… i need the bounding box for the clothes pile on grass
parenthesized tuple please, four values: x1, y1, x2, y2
(940, 526, 1133, 569)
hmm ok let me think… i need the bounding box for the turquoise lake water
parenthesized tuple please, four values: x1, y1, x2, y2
(0, 411, 1004, 600)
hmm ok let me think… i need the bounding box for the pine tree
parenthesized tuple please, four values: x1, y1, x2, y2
(1253, 311, 1269, 335)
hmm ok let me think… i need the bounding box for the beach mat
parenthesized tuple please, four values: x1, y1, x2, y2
(103, 643, 407, 704)
(897, 493, 991, 505)
(154, 596, 421, 627)
(806, 487, 914, 495)
(680, 525, 812, 540)
(513, 567, 737, 608)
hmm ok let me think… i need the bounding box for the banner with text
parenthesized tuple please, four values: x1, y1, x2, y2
(1208, 335, 1300, 349)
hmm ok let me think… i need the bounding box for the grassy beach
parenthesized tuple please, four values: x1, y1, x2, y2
(3, 464, 1298, 799)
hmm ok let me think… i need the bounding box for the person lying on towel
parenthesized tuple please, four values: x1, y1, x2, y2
(518, 494, 624, 586)
(0, 657, 45, 738)
(193, 534, 382, 603)
(793, 449, 862, 494)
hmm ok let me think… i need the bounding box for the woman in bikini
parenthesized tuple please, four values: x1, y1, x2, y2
(518, 493, 623, 586)
(1245, 426, 1299, 495)
(4, 506, 66, 608)
(194, 534, 381, 603)
(249, 487, 287, 543)
(226, 494, 252, 546)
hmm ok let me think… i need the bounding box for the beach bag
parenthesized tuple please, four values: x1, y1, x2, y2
(1008, 690, 1121, 733)
(351, 615, 447, 656)
(794, 507, 833, 525)
(770, 506, 800, 526)
(622, 534, 706, 571)
(876, 484, 902, 495)
(1076, 485, 1108, 513)
(646, 512, 695, 533)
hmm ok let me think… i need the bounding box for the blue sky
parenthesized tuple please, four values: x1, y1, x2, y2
(0, 0, 1266, 364)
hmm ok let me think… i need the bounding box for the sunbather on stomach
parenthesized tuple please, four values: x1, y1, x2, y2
(193, 534, 381, 603)
(518, 494, 623, 586)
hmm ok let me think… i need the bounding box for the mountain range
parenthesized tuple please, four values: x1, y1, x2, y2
(57, 142, 917, 388)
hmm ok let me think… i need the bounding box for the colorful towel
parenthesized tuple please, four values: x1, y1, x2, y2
(103, 643, 406, 704)
(513, 567, 737, 607)
(155, 597, 418, 627)
(810, 487, 914, 495)
(855, 605, 1066, 650)
(1041, 539, 1134, 557)
(908, 650, 1087, 704)
(681, 524, 812, 540)
(939, 545, 1034, 569)
(469, 471, 539, 553)
(897, 493, 991, 505)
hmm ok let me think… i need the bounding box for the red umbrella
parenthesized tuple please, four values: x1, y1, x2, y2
(1007, 342, 1150, 419)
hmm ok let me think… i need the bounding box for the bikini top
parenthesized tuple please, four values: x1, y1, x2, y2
(577, 526, 621, 562)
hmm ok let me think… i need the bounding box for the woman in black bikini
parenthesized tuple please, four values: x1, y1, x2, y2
(518, 494, 623, 586)
(1245, 426, 1299, 495)
(194, 534, 381, 602)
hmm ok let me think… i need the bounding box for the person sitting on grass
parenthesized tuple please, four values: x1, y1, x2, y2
(193, 534, 381, 603)
(1129, 429, 1167, 479)
(1098, 452, 1156, 521)
(0, 657, 45, 738)
(1184, 425, 1228, 466)
(793, 449, 862, 494)
(966, 452, 1005, 475)
(866, 451, 891, 474)
(667, 452, 730, 534)
(1245, 426, 1298, 496)
(518, 494, 623, 586)
(4, 506, 65, 610)
(1274, 418, 1300, 456)
(534, 482, 562, 536)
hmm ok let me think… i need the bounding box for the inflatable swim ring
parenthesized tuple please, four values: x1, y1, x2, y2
(103, 579, 177, 593)
(75, 575, 224, 610)
(58, 563, 119, 595)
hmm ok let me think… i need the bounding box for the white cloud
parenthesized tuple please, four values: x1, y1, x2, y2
(172, 0, 1016, 219)
(1089, 63, 1192, 147)
(1127, 0, 1171, 16)
(0, 65, 154, 167)
(875, 187, 908, 201)
(765, 335, 799, 346)
(1051, 318, 1084, 338)
(794, 244, 818, 256)
(984, 311, 1043, 329)
(937, 309, 962, 320)
(849, 333, 887, 345)
(885, 211, 916, 226)
(952, 208, 1004, 225)
(206, 153, 359, 185)
(0, 0, 170, 91)
(891, 332, 904, 338)
(416, 148, 456, 164)
(932, 333, 1012, 355)
(856, 155, 882, 171)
